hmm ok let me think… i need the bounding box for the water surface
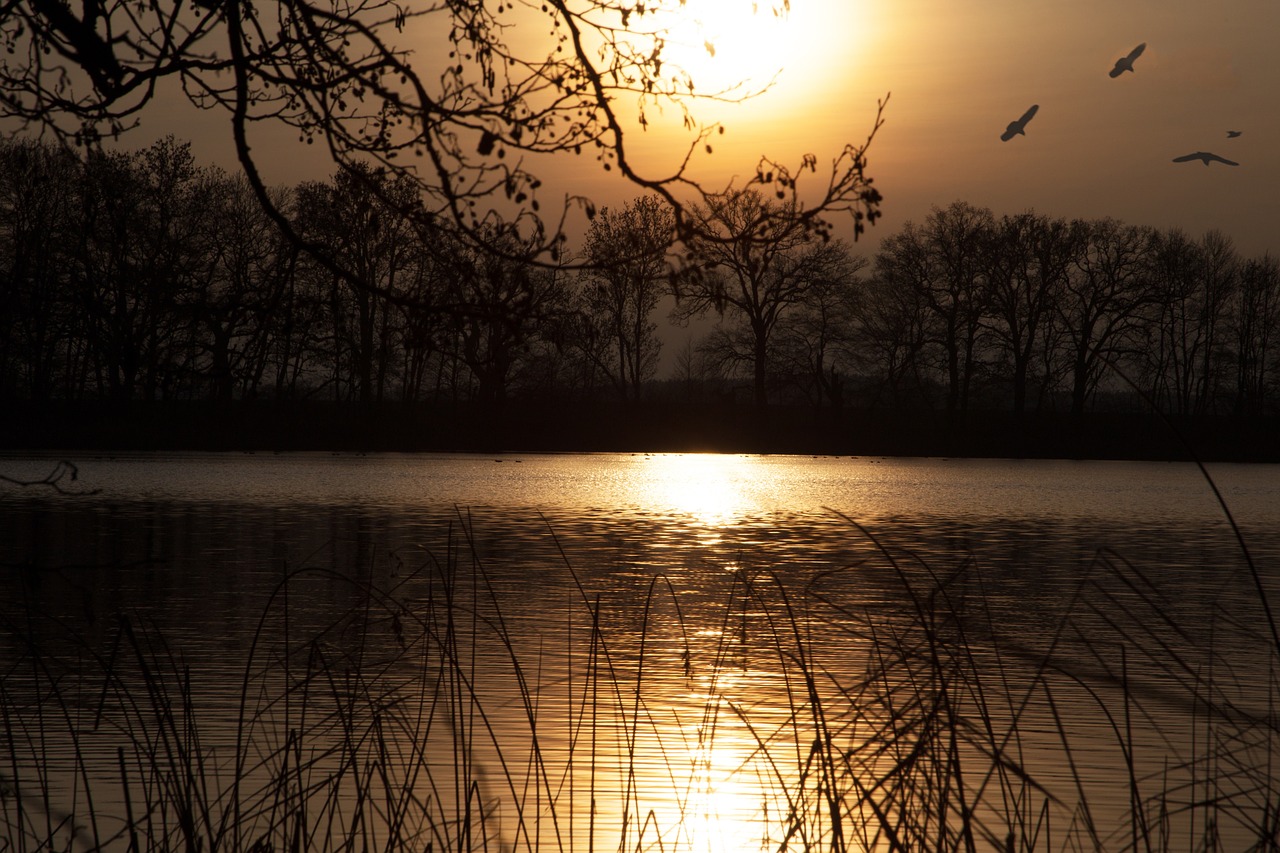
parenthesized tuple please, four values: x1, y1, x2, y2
(2, 452, 1277, 852)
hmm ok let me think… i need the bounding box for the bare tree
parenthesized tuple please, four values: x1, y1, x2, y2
(1141, 229, 1238, 416)
(1197, 230, 1240, 413)
(772, 247, 866, 411)
(0, 138, 80, 401)
(1232, 254, 1280, 416)
(981, 212, 1082, 414)
(444, 224, 571, 404)
(852, 271, 933, 410)
(0, 0, 885, 267)
(1059, 218, 1156, 415)
(69, 137, 213, 402)
(873, 202, 994, 413)
(676, 188, 853, 407)
(293, 163, 424, 402)
(197, 172, 299, 402)
(575, 195, 673, 401)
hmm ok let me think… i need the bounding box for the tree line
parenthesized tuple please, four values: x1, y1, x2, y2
(2, 138, 1278, 422)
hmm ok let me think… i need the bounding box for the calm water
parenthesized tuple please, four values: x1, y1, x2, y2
(2, 452, 1279, 852)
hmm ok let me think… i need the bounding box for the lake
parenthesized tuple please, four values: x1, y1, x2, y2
(2, 452, 1278, 853)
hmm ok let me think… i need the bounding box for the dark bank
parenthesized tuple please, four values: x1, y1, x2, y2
(5, 399, 1279, 461)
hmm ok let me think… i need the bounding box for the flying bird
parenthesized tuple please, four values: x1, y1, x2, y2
(1172, 151, 1239, 167)
(1109, 42, 1146, 77)
(1226, 130, 1242, 138)
(1001, 104, 1039, 142)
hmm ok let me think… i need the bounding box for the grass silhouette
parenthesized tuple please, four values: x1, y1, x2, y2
(2, 502, 1277, 853)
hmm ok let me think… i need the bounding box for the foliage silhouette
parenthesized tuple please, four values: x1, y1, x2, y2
(0, 0, 886, 268)
(2, 138, 1279, 429)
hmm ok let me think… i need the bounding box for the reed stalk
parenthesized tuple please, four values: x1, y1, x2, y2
(1, 505, 1276, 853)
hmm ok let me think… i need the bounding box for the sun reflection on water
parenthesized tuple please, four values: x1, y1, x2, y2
(683, 710, 771, 853)
(640, 453, 760, 528)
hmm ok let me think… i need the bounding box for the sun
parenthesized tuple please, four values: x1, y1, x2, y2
(653, 0, 796, 97)
(612, 0, 880, 147)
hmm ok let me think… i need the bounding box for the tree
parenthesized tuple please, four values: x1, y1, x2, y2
(293, 163, 424, 403)
(873, 202, 994, 413)
(197, 172, 300, 403)
(981, 212, 1082, 414)
(676, 188, 853, 407)
(69, 137, 213, 403)
(0, 138, 80, 401)
(574, 195, 673, 402)
(773, 248, 867, 411)
(1140, 229, 1238, 416)
(0, 0, 885, 268)
(444, 225, 571, 404)
(1232, 254, 1280, 416)
(853, 271, 933, 410)
(1059, 218, 1156, 415)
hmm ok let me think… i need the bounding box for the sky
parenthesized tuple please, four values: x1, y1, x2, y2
(604, 0, 1280, 259)
(132, 0, 1280, 260)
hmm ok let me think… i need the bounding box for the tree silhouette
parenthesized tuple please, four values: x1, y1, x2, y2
(874, 202, 993, 414)
(0, 138, 79, 401)
(677, 188, 855, 407)
(854, 268, 932, 410)
(981, 213, 1081, 415)
(197, 173, 299, 403)
(1232, 254, 1280, 417)
(444, 224, 571, 404)
(294, 163, 425, 402)
(1060, 219, 1156, 415)
(69, 137, 214, 403)
(575, 195, 673, 402)
(7, 127, 1280, 430)
(0, 0, 885, 266)
(772, 248, 867, 411)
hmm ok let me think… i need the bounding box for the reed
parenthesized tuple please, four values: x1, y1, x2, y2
(1, 506, 1276, 853)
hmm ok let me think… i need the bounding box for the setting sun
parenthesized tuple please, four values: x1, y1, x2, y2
(651, 1, 794, 97)
(605, 0, 882, 182)
(649, 0, 877, 102)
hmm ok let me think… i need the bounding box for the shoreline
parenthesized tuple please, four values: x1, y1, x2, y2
(3, 400, 1278, 463)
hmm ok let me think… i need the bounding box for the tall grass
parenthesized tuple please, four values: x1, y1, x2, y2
(2, 508, 1277, 853)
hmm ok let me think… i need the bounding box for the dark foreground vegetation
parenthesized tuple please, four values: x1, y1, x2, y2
(3, 507, 1278, 853)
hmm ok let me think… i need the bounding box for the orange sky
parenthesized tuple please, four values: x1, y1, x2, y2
(651, 0, 1280, 258)
(140, 0, 1280, 259)
(584, 0, 1280, 259)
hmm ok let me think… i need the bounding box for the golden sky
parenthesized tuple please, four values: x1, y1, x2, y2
(595, 0, 1280, 258)
(150, 0, 1280, 258)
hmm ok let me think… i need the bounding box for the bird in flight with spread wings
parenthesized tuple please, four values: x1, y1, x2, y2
(1001, 104, 1039, 141)
(1109, 43, 1146, 77)
(1172, 151, 1239, 167)
(1226, 130, 1243, 138)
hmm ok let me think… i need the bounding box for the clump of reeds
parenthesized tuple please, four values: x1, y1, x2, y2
(2, 507, 1277, 853)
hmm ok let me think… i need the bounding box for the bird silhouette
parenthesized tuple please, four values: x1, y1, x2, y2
(1109, 43, 1146, 78)
(1172, 151, 1239, 167)
(1226, 130, 1242, 138)
(1001, 104, 1039, 141)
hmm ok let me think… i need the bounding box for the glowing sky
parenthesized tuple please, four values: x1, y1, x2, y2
(143, 0, 1280, 258)
(653, 0, 1280, 257)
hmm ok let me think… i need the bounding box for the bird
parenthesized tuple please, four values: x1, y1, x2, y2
(1109, 43, 1146, 77)
(1172, 151, 1239, 167)
(1226, 130, 1242, 138)
(1000, 104, 1039, 141)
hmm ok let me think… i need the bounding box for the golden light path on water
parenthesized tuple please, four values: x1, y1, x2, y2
(638, 453, 757, 529)
(581, 454, 807, 853)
